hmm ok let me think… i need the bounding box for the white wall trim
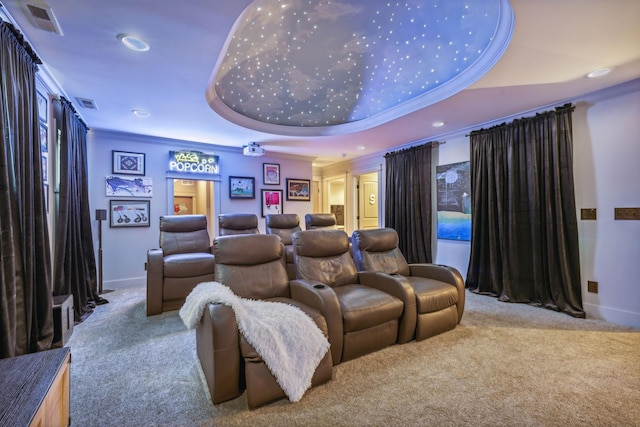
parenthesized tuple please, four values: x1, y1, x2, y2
(583, 303, 640, 330)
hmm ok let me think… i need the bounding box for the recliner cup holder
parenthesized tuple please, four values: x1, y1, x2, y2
(313, 284, 326, 289)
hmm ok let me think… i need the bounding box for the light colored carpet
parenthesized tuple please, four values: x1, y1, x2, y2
(66, 286, 640, 427)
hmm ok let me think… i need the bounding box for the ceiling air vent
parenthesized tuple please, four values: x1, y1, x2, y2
(25, 3, 63, 35)
(76, 97, 97, 110)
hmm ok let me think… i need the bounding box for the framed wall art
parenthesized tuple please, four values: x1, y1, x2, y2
(110, 200, 150, 227)
(112, 150, 145, 175)
(37, 91, 47, 124)
(229, 176, 255, 199)
(263, 163, 280, 185)
(106, 176, 153, 197)
(39, 122, 48, 153)
(436, 161, 471, 241)
(261, 189, 283, 217)
(286, 178, 311, 201)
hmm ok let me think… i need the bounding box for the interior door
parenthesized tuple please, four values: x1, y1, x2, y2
(357, 172, 379, 229)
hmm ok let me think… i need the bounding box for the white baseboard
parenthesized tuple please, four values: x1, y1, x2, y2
(102, 276, 145, 290)
(584, 302, 640, 329)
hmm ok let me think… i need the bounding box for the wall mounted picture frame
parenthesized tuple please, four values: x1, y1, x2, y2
(110, 199, 150, 227)
(43, 183, 49, 213)
(286, 178, 311, 201)
(261, 189, 283, 217)
(112, 150, 145, 176)
(436, 161, 471, 241)
(106, 176, 153, 197)
(263, 163, 280, 185)
(37, 91, 47, 124)
(39, 122, 48, 153)
(229, 176, 255, 199)
(41, 153, 48, 184)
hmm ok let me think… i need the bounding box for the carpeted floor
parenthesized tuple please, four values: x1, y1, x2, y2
(66, 286, 640, 427)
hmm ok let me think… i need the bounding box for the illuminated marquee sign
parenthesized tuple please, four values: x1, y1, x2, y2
(169, 151, 219, 175)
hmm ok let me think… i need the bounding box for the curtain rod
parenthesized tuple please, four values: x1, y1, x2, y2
(0, 19, 42, 65)
(384, 140, 445, 157)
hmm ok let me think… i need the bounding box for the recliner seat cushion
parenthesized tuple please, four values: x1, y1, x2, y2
(334, 285, 403, 332)
(163, 253, 215, 277)
(408, 276, 459, 314)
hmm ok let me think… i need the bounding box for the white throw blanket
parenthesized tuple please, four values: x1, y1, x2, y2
(179, 281, 330, 402)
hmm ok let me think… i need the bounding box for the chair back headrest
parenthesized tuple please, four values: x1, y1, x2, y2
(213, 234, 289, 299)
(159, 215, 211, 256)
(351, 228, 410, 275)
(304, 213, 337, 230)
(293, 229, 357, 287)
(265, 214, 301, 245)
(218, 213, 259, 235)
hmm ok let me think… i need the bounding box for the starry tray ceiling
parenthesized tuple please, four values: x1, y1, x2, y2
(206, 0, 514, 136)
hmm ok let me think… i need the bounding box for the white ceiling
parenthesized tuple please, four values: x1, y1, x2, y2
(2, 0, 639, 167)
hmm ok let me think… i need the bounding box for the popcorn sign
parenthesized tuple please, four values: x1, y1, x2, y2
(169, 151, 219, 174)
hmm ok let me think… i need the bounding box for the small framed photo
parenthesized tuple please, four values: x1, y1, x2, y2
(39, 122, 48, 153)
(41, 153, 48, 184)
(43, 183, 49, 213)
(229, 176, 255, 199)
(110, 200, 150, 227)
(112, 150, 145, 176)
(286, 178, 311, 201)
(37, 91, 47, 124)
(261, 189, 283, 217)
(263, 163, 280, 185)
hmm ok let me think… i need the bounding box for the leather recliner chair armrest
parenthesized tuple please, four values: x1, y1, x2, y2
(146, 248, 164, 316)
(196, 303, 243, 404)
(408, 264, 466, 323)
(290, 279, 343, 365)
(358, 271, 417, 344)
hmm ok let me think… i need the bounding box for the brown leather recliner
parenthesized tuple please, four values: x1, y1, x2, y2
(218, 213, 259, 235)
(304, 213, 337, 230)
(351, 228, 465, 341)
(265, 213, 301, 280)
(196, 233, 333, 409)
(146, 215, 215, 316)
(290, 229, 416, 364)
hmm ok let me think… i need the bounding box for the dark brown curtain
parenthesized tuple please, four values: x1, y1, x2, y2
(466, 104, 584, 317)
(52, 97, 102, 322)
(384, 143, 435, 263)
(0, 20, 53, 358)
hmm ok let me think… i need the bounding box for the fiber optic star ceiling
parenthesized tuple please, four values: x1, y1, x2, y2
(206, 0, 514, 136)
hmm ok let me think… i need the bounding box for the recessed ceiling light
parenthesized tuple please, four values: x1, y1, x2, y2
(586, 68, 611, 78)
(356, 145, 366, 150)
(132, 109, 150, 118)
(117, 34, 150, 52)
(432, 121, 445, 127)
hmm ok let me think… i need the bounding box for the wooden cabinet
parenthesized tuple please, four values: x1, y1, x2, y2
(0, 347, 71, 427)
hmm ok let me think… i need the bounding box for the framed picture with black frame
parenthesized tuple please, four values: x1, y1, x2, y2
(263, 162, 280, 185)
(112, 150, 146, 176)
(286, 178, 311, 201)
(229, 176, 255, 199)
(109, 199, 150, 227)
(37, 91, 47, 124)
(261, 189, 283, 217)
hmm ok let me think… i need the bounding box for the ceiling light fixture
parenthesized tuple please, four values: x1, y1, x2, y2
(586, 68, 611, 78)
(432, 121, 445, 128)
(132, 109, 150, 118)
(117, 34, 150, 52)
(587, 68, 611, 79)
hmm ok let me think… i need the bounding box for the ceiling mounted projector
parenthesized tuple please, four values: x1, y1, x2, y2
(243, 142, 265, 157)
